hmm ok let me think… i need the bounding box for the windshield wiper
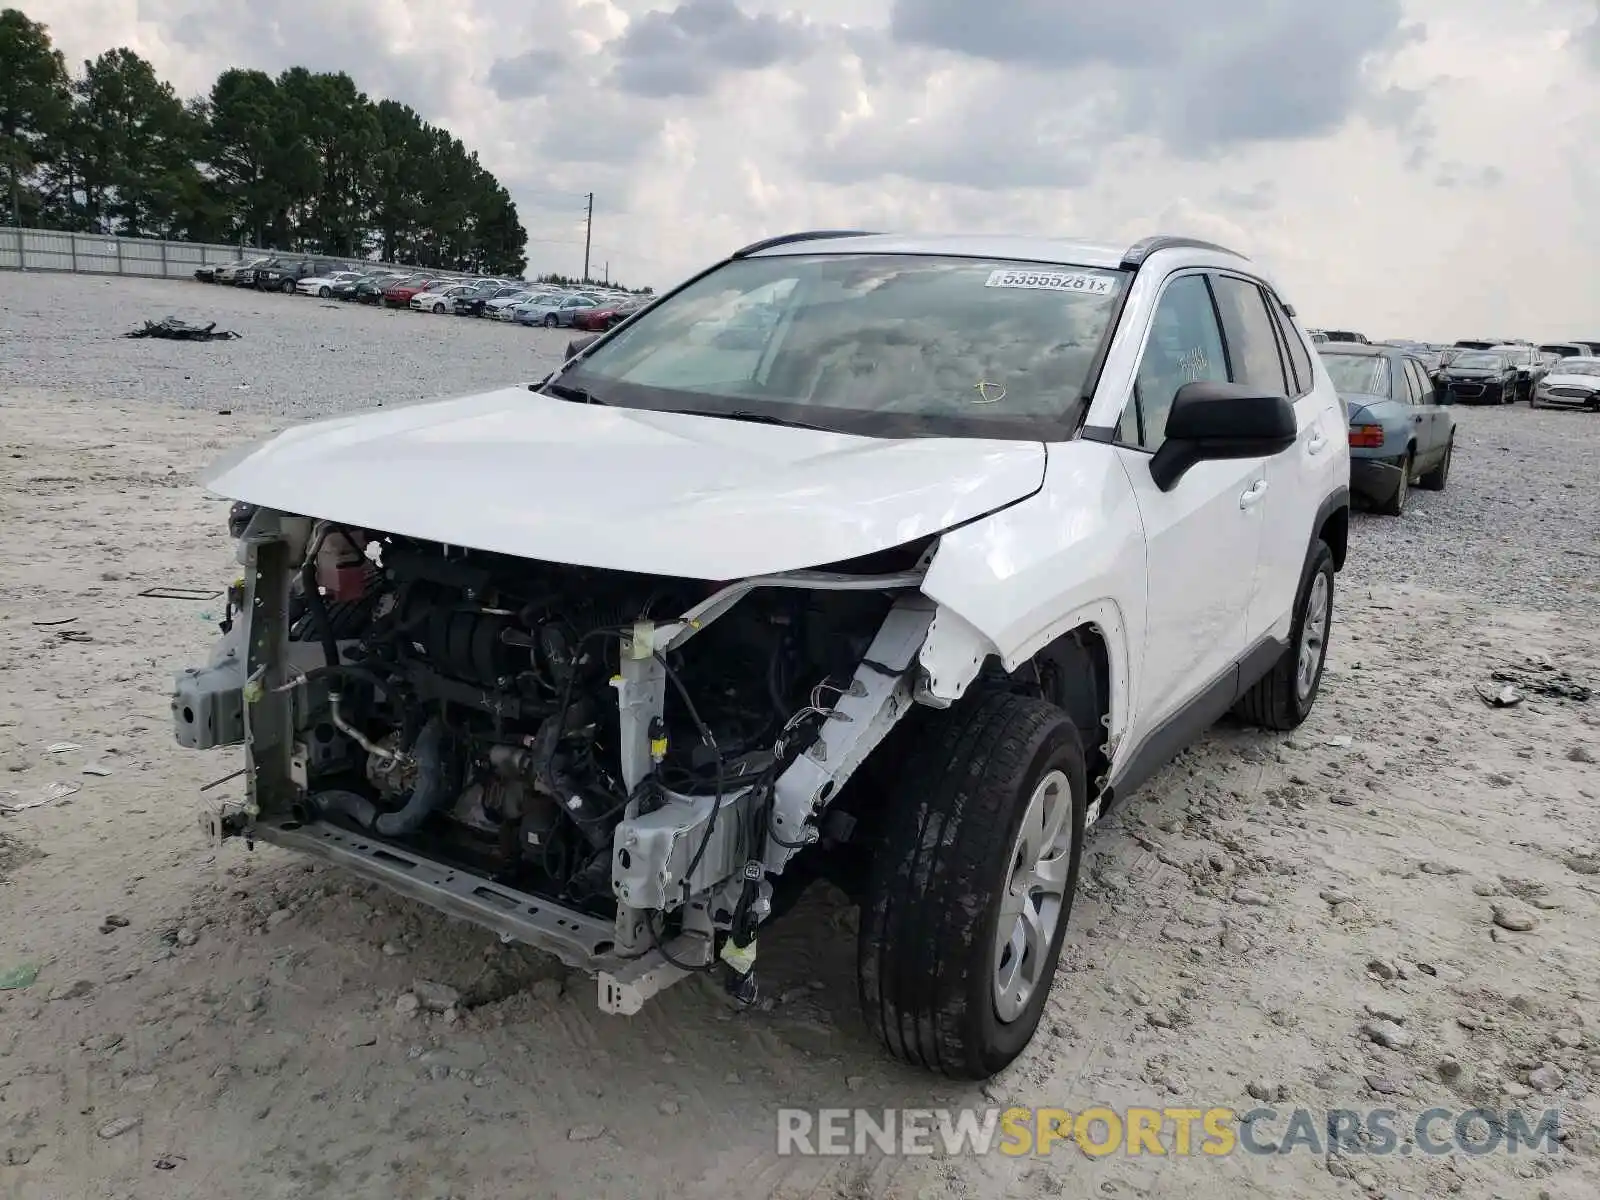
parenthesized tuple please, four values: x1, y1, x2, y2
(540, 381, 606, 405)
(675, 408, 831, 432)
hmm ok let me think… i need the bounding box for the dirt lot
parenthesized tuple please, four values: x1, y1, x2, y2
(2, 274, 1600, 1200)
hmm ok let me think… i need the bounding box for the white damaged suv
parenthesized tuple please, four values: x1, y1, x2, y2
(173, 232, 1350, 1079)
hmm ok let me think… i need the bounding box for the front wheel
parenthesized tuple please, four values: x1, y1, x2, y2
(1234, 538, 1335, 730)
(318, 286, 331, 298)
(281, 279, 295, 294)
(433, 302, 445, 313)
(544, 313, 559, 328)
(859, 691, 1086, 1079)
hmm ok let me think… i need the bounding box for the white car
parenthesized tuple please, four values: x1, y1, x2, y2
(171, 231, 1350, 1079)
(410, 284, 477, 314)
(296, 270, 365, 298)
(1532, 357, 1600, 410)
(483, 290, 536, 319)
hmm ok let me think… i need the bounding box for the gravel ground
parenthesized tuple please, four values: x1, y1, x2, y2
(2, 273, 1600, 1200)
(1344, 405, 1600, 614)
(0, 270, 573, 417)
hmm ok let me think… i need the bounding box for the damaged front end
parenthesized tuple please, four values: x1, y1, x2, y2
(173, 506, 938, 1012)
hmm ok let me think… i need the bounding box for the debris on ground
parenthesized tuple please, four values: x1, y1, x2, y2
(138, 585, 223, 601)
(1477, 682, 1523, 708)
(0, 781, 80, 812)
(123, 316, 240, 341)
(0, 963, 40, 990)
(44, 742, 82, 755)
(1489, 663, 1593, 703)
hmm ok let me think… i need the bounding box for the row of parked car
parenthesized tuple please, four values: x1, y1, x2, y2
(194, 255, 647, 333)
(1309, 328, 1600, 411)
(1317, 330, 1600, 518)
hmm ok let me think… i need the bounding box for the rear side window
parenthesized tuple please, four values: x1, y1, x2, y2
(1211, 276, 1289, 394)
(1400, 360, 1421, 404)
(1265, 291, 1314, 398)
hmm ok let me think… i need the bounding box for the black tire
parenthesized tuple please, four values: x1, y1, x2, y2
(544, 313, 559, 328)
(318, 286, 331, 298)
(859, 691, 1086, 1079)
(1234, 539, 1335, 731)
(1418, 438, 1451, 490)
(281, 279, 295, 294)
(1378, 452, 1411, 516)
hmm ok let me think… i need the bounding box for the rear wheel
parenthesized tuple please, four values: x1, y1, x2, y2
(1419, 438, 1452, 490)
(1234, 539, 1335, 731)
(1378, 452, 1411, 516)
(859, 691, 1086, 1079)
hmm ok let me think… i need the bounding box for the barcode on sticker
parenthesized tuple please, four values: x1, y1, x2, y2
(985, 269, 1115, 295)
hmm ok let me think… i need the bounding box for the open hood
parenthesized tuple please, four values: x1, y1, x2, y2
(201, 387, 1047, 579)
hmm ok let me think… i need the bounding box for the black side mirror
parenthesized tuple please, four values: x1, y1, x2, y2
(565, 333, 600, 360)
(1150, 381, 1297, 492)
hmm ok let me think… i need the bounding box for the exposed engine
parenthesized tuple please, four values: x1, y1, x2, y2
(279, 525, 902, 916)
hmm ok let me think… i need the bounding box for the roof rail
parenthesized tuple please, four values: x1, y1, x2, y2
(1121, 235, 1245, 269)
(731, 230, 878, 258)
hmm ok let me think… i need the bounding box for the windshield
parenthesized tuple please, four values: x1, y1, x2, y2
(1451, 353, 1503, 369)
(1552, 360, 1600, 376)
(1319, 353, 1391, 396)
(560, 253, 1128, 438)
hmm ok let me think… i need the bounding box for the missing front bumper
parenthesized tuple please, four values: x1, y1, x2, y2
(253, 814, 624, 970)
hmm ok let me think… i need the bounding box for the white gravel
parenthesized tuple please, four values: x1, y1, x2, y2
(1345, 404, 1600, 614)
(2, 273, 1599, 1200)
(0, 270, 573, 417)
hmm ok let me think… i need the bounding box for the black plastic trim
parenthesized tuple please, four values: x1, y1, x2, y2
(1121, 235, 1246, 269)
(1108, 634, 1288, 801)
(731, 230, 878, 258)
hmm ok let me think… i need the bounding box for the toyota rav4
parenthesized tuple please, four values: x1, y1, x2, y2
(172, 231, 1350, 1079)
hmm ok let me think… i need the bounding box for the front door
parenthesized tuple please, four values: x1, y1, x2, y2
(1110, 272, 1267, 737)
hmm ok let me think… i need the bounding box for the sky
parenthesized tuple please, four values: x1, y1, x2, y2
(21, 0, 1600, 340)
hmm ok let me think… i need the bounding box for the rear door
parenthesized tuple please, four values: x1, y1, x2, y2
(1211, 274, 1340, 648)
(1402, 358, 1440, 463)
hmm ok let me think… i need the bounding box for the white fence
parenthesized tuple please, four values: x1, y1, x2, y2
(0, 226, 269, 280)
(0, 226, 468, 282)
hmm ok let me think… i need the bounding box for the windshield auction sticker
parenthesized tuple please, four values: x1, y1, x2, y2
(985, 269, 1116, 295)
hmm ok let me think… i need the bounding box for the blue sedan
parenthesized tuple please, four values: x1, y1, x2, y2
(1320, 344, 1456, 516)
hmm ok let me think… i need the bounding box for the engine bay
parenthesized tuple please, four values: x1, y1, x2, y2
(269, 524, 906, 919)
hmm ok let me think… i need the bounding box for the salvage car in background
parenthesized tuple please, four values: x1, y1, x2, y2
(570, 297, 644, 331)
(1440, 350, 1518, 404)
(1532, 357, 1600, 410)
(1323, 344, 1453, 515)
(1539, 341, 1588, 361)
(1492, 344, 1542, 402)
(380, 276, 440, 307)
(298, 269, 365, 298)
(516, 293, 602, 327)
(172, 231, 1349, 1080)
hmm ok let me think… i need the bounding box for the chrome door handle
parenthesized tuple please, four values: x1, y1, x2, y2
(1239, 479, 1269, 509)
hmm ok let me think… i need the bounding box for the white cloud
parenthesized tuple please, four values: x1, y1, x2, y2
(20, 0, 1600, 337)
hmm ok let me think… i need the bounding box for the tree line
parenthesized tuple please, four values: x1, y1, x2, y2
(0, 7, 530, 275)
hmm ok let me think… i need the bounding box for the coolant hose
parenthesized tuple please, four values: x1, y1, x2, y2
(303, 789, 379, 829)
(373, 716, 450, 837)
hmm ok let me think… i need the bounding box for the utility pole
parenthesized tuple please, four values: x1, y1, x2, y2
(582, 192, 593, 284)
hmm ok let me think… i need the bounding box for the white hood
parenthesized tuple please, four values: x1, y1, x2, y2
(201, 387, 1046, 579)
